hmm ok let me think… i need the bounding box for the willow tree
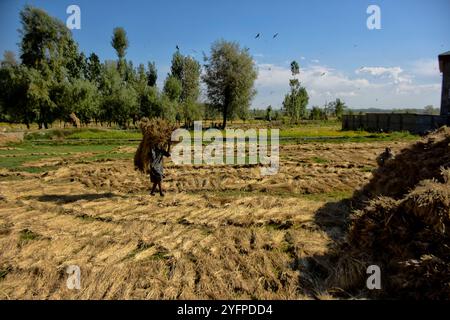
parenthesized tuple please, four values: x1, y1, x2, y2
(19, 5, 81, 128)
(203, 40, 257, 128)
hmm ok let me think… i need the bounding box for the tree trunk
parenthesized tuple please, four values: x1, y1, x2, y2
(222, 106, 227, 129)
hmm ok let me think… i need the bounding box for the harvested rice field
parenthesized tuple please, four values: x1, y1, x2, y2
(0, 139, 412, 299)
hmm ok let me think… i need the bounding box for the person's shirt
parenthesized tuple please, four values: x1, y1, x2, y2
(150, 148, 170, 170)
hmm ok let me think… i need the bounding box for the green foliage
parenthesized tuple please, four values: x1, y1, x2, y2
(180, 56, 201, 103)
(324, 98, 346, 119)
(86, 53, 102, 84)
(166, 52, 201, 126)
(99, 62, 138, 127)
(170, 51, 184, 81)
(163, 75, 182, 102)
(138, 85, 160, 118)
(0, 65, 35, 126)
(311, 156, 328, 164)
(66, 51, 88, 80)
(181, 101, 203, 127)
(111, 27, 129, 60)
(283, 83, 309, 122)
(159, 95, 178, 122)
(147, 62, 158, 87)
(266, 105, 273, 121)
(19, 5, 77, 78)
(103, 85, 138, 127)
(203, 40, 257, 128)
(16, 5, 83, 127)
(124, 60, 136, 83)
(283, 60, 309, 123)
(334, 99, 346, 120)
(19, 229, 41, 244)
(0, 4, 373, 132)
(26, 67, 57, 128)
(204, 103, 219, 120)
(309, 106, 327, 120)
(53, 79, 100, 124)
(290, 61, 300, 76)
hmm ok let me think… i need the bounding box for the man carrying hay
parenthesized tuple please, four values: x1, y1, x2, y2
(134, 117, 176, 197)
(148, 146, 171, 196)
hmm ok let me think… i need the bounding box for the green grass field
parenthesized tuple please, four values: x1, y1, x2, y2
(1, 120, 418, 173)
(0, 142, 136, 173)
(19, 120, 417, 143)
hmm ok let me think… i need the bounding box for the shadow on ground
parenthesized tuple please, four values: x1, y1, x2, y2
(25, 192, 121, 204)
(294, 194, 366, 299)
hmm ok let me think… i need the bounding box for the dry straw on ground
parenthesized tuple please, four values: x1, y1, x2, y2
(1, 141, 394, 299)
(327, 127, 450, 299)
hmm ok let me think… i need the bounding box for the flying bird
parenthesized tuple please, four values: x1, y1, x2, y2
(255, 33, 260, 39)
(273, 33, 278, 39)
(321, 72, 326, 76)
(176, 45, 180, 50)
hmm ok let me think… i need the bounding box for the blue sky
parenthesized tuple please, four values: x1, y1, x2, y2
(1, 0, 449, 109)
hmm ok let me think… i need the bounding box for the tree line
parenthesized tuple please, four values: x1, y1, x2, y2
(0, 5, 259, 129)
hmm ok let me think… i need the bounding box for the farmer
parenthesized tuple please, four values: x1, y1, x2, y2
(149, 145, 171, 196)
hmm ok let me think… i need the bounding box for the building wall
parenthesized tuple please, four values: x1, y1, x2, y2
(441, 60, 450, 115)
(342, 114, 449, 134)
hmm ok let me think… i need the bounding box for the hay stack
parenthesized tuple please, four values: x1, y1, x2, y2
(328, 127, 450, 299)
(69, 112, 81, 128)
(134, 117, 176, 173)
(358, 126, 450, 199)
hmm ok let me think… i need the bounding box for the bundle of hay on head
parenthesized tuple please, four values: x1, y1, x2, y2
(134, 117, 177, 173)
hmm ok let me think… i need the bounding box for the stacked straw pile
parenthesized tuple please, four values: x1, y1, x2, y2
(69, 113, 81, 128)
(358, 127, 450, 199)
(134, 117, 176, 173)
(328, 127, 450, 299)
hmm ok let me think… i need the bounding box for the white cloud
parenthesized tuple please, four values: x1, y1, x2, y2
(395, 82, 441, 95)
(355, 66, 411, 84)
(409, 59, 440, 77)
(253, 61, 441, 109)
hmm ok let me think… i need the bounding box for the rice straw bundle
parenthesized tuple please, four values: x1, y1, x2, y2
(134, 117, 177, 173)
(326, 127, 450, 299)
